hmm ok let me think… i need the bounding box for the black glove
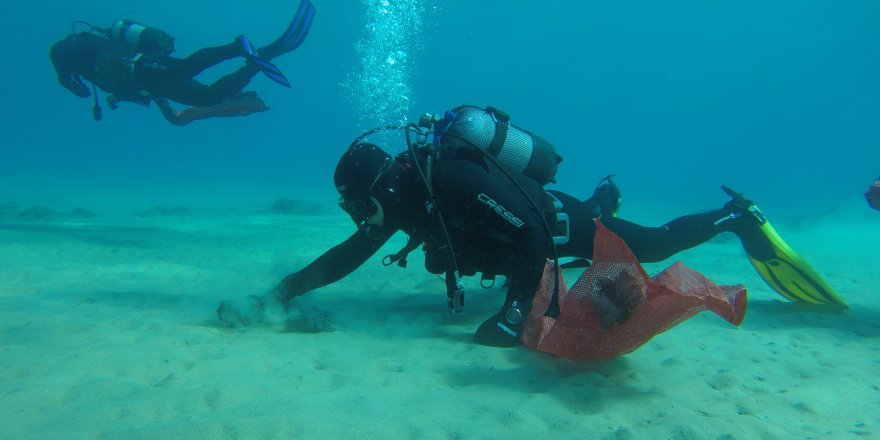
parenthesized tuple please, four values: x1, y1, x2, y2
(61, 75, 91, 98)
(217, 291, 285, 328)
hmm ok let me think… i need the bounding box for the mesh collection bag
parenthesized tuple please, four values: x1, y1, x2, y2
(521, 220, 747, 360)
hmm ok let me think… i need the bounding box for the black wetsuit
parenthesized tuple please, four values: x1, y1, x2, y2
(275, 152, 733, 316)
(50, 32, 259, 108)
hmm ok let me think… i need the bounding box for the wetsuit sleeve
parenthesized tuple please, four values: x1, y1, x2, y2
(274, 225, 396, 303)
(49, 37, 91, 98)
(436, 159, 550, 305)
(57, 73, 91, 98)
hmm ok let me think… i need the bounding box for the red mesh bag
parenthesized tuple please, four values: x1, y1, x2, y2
(521, 220, 747, 360)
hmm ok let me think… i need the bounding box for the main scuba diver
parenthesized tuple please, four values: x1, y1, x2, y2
(49, 0, 316, 126)
(217, 105, 845, 347)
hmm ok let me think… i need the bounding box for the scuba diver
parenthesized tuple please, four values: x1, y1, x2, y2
(49, 0, 316, 126)
(866, 177, 880, 211)
(217, 105, 845, 347)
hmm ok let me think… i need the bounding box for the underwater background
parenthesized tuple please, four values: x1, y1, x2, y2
(2, 2, 880, 439)
(2, 0, 878, 219)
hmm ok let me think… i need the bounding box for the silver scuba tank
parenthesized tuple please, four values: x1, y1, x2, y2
(438, 105, 562, 186)
(108, 19, 175, 54)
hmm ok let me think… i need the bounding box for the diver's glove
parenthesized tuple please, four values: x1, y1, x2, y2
(217, 289, 285, 329)
(473, 300, 529, 347)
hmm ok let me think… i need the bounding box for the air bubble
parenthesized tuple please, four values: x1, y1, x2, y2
(342, 1, 440, 131)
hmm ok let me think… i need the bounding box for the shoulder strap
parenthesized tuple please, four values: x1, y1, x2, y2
(485, 106, 511, 157)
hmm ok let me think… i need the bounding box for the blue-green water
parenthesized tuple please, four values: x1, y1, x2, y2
(2, 2, 880, 438)
(2, 0, 878, 219)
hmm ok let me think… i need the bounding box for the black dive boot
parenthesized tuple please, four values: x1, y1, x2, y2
(713, 185, 763, 233)
(589, 175, 621, 218)
(473, 295, 533, 347)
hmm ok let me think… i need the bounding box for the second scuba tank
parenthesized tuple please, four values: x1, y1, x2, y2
(437, 105, 562, 186)
(108, 19, 175, 54)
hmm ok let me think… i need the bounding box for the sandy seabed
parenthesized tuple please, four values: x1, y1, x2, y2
(1, 190, 878, 440)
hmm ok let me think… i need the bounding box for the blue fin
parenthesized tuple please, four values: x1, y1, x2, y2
(241, 35, 292, 88)
(261, 68, 291, 88)
(281, 0, 316, 52)
(260, 0, 316, 60)
(239, 35, 259, 58)
(251, 57, 291, 88)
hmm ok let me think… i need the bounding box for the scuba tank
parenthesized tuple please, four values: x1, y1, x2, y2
(70, 19, 175, 54)
(435, 105, 562, 186)
(108, 19, 175, 54)
(413, 104, 569, 247)
(345, 105, 566, 315)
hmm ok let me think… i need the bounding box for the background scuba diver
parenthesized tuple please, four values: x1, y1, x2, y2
(866, 177, 880, 211)
(49, 0, 316, 126)
(217, 105, 843, 348)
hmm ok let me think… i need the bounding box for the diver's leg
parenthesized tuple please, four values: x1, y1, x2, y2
(167, 41, 245, 80)
(134, 42, 243, 88)
(201, 64, 262, 103)
(153, 62, 259, 107)
(148, 80, 213, 107)
(602, 212, 729, 262)
(552, 190, 732, 263)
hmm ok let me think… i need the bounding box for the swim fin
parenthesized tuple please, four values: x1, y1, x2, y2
(250, 57, 291, 88)
(259, 0, 317, 61)
(240, 35, 291, 88)
(720, 185, 847, 308)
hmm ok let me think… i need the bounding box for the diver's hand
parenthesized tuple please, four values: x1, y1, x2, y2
(217, 290, 285, 328)
(62, 75, 91, 98)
